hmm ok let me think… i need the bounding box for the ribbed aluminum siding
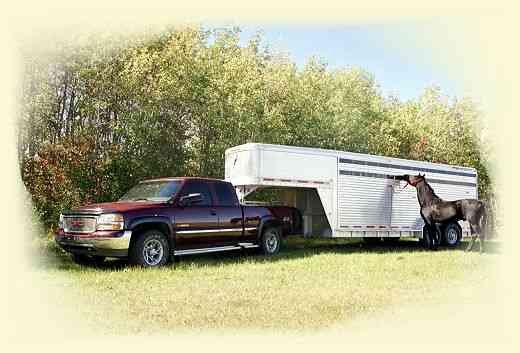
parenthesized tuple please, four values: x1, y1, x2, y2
(337, 158, 477, 232)
(338, 175, 392, 226)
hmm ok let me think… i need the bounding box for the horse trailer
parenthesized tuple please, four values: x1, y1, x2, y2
(225, 143, 478, 241)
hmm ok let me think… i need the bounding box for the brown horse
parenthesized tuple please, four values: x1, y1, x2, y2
(400, 174, 488, 253)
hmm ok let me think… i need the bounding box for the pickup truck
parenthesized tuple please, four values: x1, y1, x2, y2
(55, 177, 301, 267)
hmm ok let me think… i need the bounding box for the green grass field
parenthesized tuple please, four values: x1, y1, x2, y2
(31, 236, 500, 335)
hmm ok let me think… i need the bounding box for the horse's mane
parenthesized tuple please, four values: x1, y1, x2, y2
(422, 179, 441, 200)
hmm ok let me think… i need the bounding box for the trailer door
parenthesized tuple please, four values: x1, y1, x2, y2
(337, 169, 393, 228)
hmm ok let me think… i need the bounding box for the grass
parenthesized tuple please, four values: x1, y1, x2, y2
(31, 236, 500, 335)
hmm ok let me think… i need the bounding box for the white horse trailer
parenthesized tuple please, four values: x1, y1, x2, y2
(225, 143, 478, 240)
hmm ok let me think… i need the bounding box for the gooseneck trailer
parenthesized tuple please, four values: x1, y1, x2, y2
(225, 143, 478, 244)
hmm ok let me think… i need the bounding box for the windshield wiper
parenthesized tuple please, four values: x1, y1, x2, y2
(132, 198, 150, 201)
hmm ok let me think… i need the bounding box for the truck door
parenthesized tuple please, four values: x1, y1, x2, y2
(212, 181, 244, 244)
(174, 180, 221, 249)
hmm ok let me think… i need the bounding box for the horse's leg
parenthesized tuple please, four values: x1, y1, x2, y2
(479, 233, 485, 254)
(433, 223, 441, 248)
(479, 207, 487, 254)
(466, 224, 476, 252)
(475, 223, 485, 254)
(425, 219, 438, 250)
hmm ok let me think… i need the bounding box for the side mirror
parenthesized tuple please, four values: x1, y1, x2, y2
(178, 193, 203, 207)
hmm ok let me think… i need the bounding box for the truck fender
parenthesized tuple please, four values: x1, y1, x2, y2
(256, 216, 282, 242)
(127, 216, 175, 250)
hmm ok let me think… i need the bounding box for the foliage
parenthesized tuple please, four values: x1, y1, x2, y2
(18, 26, 495, 232)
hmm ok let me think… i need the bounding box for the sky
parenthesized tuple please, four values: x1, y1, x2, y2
(235, 24, 465, 101)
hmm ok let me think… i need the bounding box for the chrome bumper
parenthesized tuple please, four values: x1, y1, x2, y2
(55, 230, 132, 256)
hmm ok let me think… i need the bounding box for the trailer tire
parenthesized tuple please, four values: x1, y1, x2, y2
(259, 226, 281, 256)
(442, 222, 462, 247)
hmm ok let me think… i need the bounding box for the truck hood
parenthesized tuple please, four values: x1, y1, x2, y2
(64, 201, 166, 215)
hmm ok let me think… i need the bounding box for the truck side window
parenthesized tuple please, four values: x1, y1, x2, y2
(214, 182, 238, 206)
(179, 181, 213, 206)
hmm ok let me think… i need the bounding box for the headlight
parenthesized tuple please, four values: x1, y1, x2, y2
(96, 213, 125, 231)
(59, 214, 64, 229)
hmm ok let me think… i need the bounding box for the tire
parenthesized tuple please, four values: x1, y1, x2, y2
(259, 227, 281, 256)
(71, 254, 105, 266)
(129, 229, 170, 267)
(442, 222, 462, 247)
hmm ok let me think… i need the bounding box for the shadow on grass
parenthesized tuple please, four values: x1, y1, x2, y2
(34, 236, 502, 272)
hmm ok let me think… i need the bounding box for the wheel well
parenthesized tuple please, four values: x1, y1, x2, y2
(259, 219, 282, 239)
(129, 222, 171, 250)
(443, 220, 462, 231)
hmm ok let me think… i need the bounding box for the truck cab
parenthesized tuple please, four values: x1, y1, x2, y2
(55, 177, 300, 267)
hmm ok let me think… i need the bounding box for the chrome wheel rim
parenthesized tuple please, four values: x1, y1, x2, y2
(446, 227, 458, 245)
(143, 238, 164, 266)
(265, 232, 278, 253)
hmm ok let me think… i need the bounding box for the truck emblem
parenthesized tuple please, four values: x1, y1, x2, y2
(71, 220, 84, 227)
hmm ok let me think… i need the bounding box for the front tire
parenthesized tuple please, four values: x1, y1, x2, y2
(442, 222, 462, 247)
(259, 227, 281, 256)
(129, 230, 170, 267)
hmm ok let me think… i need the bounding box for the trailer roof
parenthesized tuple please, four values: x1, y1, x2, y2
(225, 143, 477, 174)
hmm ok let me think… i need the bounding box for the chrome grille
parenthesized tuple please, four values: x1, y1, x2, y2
(63, 216, 97, 233)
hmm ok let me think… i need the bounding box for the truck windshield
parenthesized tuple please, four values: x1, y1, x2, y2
(119, 180, 182, 202)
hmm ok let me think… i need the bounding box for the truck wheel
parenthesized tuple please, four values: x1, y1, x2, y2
(442, 222, 462, 247)
(130, 229, 170, 267)
(71, 254, 105, 266)
(259, 227, 281, 256)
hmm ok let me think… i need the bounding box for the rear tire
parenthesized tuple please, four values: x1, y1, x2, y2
(129, 229, 170, 267)
(259, 227, 281, 256)
(442, 222, 462, 247)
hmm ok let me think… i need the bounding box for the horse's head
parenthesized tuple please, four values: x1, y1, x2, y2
(402, 174, 425, 187)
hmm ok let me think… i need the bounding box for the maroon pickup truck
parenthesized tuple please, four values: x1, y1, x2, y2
(55, 177, 301, 267)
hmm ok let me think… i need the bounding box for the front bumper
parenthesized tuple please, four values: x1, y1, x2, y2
(55, 230, 132, 257)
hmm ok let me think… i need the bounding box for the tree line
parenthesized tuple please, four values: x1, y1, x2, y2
(17, 26, 494, 232)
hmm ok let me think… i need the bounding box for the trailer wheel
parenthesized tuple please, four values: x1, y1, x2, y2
(442, 222, 462, 247)
(259, 227, 281, 256)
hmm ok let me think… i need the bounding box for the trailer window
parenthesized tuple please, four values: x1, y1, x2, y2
(214, 182, 238, 206)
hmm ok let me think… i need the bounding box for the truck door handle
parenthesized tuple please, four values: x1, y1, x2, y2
(210, 209, 217, 216)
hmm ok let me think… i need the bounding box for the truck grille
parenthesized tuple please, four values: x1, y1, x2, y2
(63, 216, 97, 233)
